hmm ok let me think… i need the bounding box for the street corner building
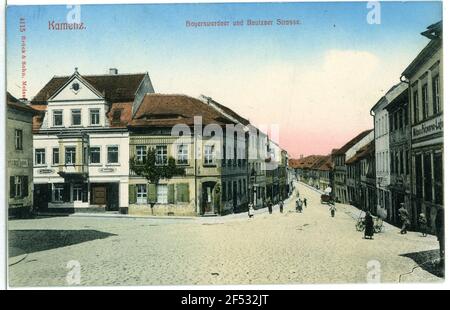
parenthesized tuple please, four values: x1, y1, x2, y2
(6, 92, 40, 218)
(30, 68, 155, 214)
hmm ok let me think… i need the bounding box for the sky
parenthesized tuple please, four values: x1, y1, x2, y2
(6, 1, 442, 157)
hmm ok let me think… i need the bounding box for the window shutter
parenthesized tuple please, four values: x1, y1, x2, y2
(82, 183, 88, 202)
(63, 183, 71, 202)
(22, 176, 29, 198)
(168, 184, 175, 204)
(177, 183, 189, 203)
(129, 185, 136, 204)
(148, 183, 157, 203)
(10, 176, 15, 198)
(48, 184, 53, 202)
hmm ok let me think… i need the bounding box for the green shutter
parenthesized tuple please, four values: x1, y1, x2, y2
(10, 176, 15, 198)
(148, 183, 157, 203)
(168, 184, 175, 204)
(176, 183, 189, 203)
(22, 176, 29, 198)
(129, 184, 136, 204)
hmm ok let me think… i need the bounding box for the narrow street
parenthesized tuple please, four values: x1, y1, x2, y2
(8, 182, 442, 287)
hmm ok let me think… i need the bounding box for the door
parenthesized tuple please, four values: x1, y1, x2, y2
(33, 184, 50, 211)
(92, 185, 106, 205)
(202, 182, 215, 214)
(107, 183, 119, 211)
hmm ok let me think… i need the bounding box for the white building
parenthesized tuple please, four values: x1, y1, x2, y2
(31, 68, 154, 213)
(370, 83, 408, 219)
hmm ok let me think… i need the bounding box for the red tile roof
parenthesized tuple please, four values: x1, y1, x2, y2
(289, 155, 327, 169)
(202, 96, 250, 126)
(107, 102, 133, 128)
(31, 73, 147, 104)
(346, 140, 375, 165)
(129, 94, 236, 128)
(7, 92, 38, 114)
(333, 129, 373, 156)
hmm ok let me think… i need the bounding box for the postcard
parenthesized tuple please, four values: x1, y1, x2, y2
(4, 0, 445, 290)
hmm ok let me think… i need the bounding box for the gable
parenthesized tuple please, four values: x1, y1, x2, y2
(49, 76, 103, 102)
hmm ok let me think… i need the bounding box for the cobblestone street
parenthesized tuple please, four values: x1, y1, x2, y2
(8, 182, 443, 287)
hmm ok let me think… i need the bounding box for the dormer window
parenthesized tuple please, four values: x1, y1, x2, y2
(112, 109, 122, 124)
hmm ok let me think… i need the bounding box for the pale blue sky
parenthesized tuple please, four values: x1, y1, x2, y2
(6, 1, 443, 155)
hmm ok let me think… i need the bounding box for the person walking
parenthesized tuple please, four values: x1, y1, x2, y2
(418, 213, 427, 237)
(435, 207, 445, 266)
(248, 202, 255, 219)
(303, 198, 307, 208)
(279, 200, 284, 213)
(364, 211, 374, 240)
(329, 204, 336, 217)
(267, 198, 273, 214)
(398, 203, 410, 234)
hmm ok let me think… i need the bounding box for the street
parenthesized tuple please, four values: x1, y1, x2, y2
(8, 182, 443, 287)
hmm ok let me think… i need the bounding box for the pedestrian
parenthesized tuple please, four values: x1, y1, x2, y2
(435, 207, 445, 265)
(267, 199, 273, 214)
(303, 198, 307, 208)
(364, 211, 374, 240)
(296, 190, 300, 198)
(418, 213, 427, 237)
(329, 204, 336, 217)
(279, 200, 284, 213)
(295, 199, 300, 212)
(398, 203, 410, 234)
(248, 202, 255, 219)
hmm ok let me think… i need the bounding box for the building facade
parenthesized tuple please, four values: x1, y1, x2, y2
(7, 93, 37, 217)
(402, 22, 443, 231)
(31, 68, 154, 213)
(385, 86, 411, 225)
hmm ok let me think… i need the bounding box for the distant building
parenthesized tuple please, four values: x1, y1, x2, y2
(346, 141, 376, 214)
(401, 21, 443, 231)
(331, 130, 373, 204)
(7, 92, 38, 217)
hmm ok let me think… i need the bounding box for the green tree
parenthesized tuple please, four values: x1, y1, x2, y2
(130, 148, 186, 212)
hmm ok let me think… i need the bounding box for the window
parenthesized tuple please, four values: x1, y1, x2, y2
(107, 146, 119, 164)
(53, 184, 64, 202)
(112, 109, 122, 123)
(90, 147, 101, 164)
(73, 186, 83, 201)
(157, 184, 168, 204)
(156, 146, 167, 165)
(404, 106, 409, 126)
(400, 151, 404, 175)
(424, 153, 432, 202)
(90, 109, 100, 125)
(136, 145, 147, 163)
(406, 150, 410, 175)
(15, 129, 23, 150)
(413, 90, 419, 124)
(136, 184, 147, 204)
(14, 176, 22, 198)
(35, 148, 46, 165)
(52, 148, 59, 165)
(204, 145, 215, 165)
(398, 110, 403, 129)
(71, 109, 81, 126)
(228, 181, 232, 200)
(53, 110, 63, 127)
(65, 147, 76, 164)
(422, 84, 429, 120)
(432, 75, 441, 114)
(176, 144, 188, 165)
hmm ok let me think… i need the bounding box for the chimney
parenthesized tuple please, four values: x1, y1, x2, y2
(109, 68, 118, 75)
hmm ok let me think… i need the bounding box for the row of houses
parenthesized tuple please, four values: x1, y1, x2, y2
(290, 21, 443, 232)
(7, 68, 293, 217)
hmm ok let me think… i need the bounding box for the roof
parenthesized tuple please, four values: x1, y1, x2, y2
(345, 140, 375, 165)
(129, 94, 236, 128)
(7, 92, 38, 114)
(288, 155, 326, 170)
(31, 73, 147, 104)
(316, 155, 333, 171)
(201, 95, 250, 126)
(402, 21, 442, 79)
(107, 102, 133, 128)
(333, 129, 373, 156)
(31, 104, 47, 132)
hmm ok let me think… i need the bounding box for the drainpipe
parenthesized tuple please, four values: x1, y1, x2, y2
(369, 107, 376, 214)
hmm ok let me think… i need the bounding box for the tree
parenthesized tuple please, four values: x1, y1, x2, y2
(130, 148, 186, 211)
